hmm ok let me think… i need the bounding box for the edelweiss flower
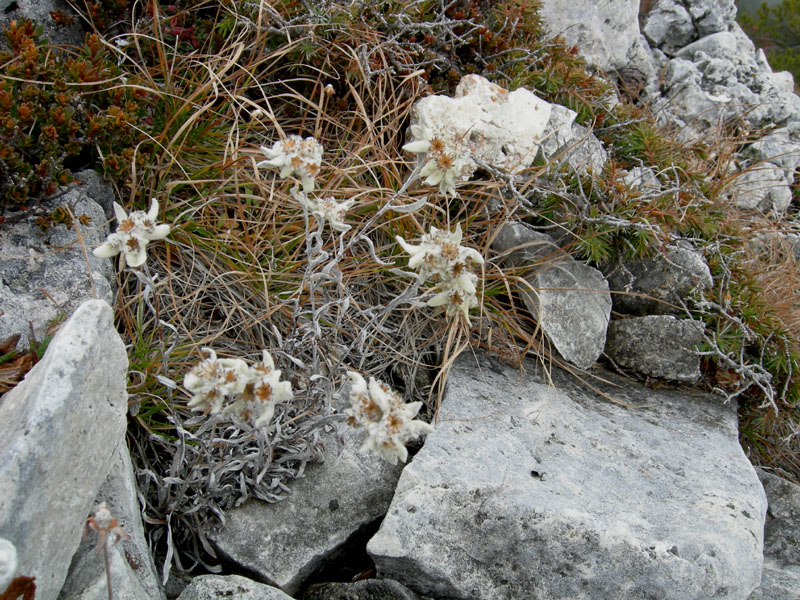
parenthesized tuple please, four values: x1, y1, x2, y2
(346, 371, 434, 465)
(428, 272, 480, 323)
(184, 348, 292, 428)
(184, 348, 250, 415)
(396, 223, 484, 324)
(309, 196, 355, 232)
(225, 350, 293, 428)
(403, 122, 476, 197)
(395, 223, 484, 283)
(257, 135, 323, 192)
(93, 198, 170, 268)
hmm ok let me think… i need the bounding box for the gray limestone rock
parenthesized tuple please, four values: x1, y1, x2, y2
(728, 163, 794, 213)
(537, 0, 650, 75)
(0, 175, 115, 350)
(209, 420, 403, 596)
(493, 222, 611, 369)
(0, 300, 128, 600)
(748, 561, 800, 600)
(304, 579, 428, 600)
(539, 105, 608, 177)
(757, 469, 800, 568)
(622, 166, 661, 195)
(605, 243, 712, 315)
(686, 0, 738, 37)
(605, 315, 704, 382)
(367, 351, 767, 600)
(654, 26, 800, 136)
(748, 469, 800, 598)
(58, 443, 165, 600)
(642, 0, 696, 55)
(745, 130, 800, 191)
(175, 575, 294, 600)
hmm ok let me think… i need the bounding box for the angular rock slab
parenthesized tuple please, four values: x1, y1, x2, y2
(605, 315, 704, 382)
(209, 421, 403, 596)
(368, 351, 767, 600)
(493, 222, 611, 369)
(0, 300, 128, 600)
(175, 575, 294, 600)
(59, 443, 165, 600)
(537, 0, 652, 75)
(605, 243, 712, 315)
(757, 469, 800, 568)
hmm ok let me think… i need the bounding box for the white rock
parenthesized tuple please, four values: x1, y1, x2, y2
(537, 0, 647, 73)
(407, 75, 551, 178)
(0, 300, 128, 600)
(539, 106, 608, 176)
(0, 538, 17, 593)
(368, 351, 767, 600)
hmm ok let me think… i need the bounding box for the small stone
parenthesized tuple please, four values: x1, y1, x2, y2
(175, 574, 294, 600)
(605, 315, 704, 382)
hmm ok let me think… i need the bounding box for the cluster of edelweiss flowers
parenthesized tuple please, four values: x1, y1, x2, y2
(346, 371, 435, 465)
(91, 119, 489, 462)
(396, 223, 484, 324)
(257, 134, 354, 232)
(183, 348, 294, 428)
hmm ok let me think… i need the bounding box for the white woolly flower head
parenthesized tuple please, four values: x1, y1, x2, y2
(0, 538, 17, 594)
(257, 135, 323, 192)
(395, 223, 484, 283)
(184, 348, 292, 427)
(402, 121, 476, 197)
(396, 223, 484, 324)
(428, 271, 480, 323)
(184, 348, 250, 415)
(225, 350, 294, 428)
(310, 196, 355, 232)
(345, 371, 434, 465)
(93, 198, 170, 268)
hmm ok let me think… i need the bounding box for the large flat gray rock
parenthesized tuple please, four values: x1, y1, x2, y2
(0, 300, 128, 600)
(209, 421, 403, 596)
(367, 351, 767, 600)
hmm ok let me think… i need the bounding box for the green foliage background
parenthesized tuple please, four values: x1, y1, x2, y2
(739, 0, 800, 88)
